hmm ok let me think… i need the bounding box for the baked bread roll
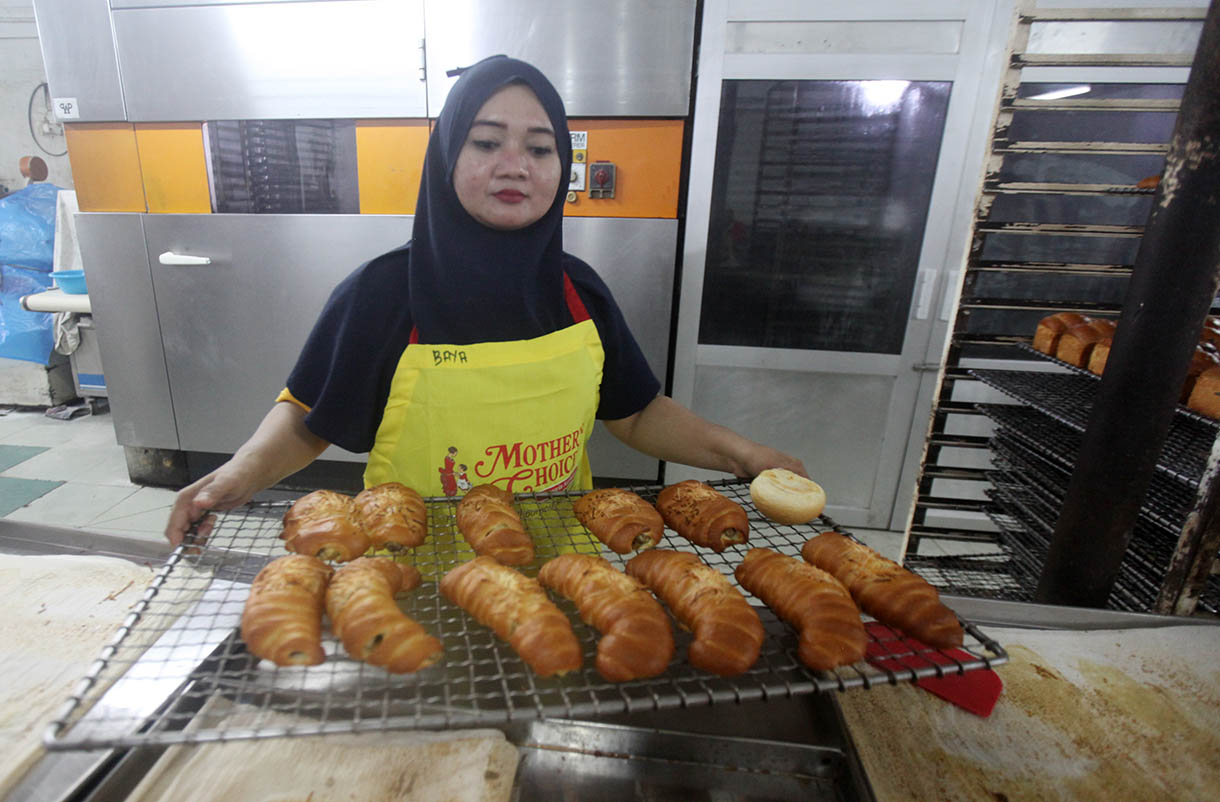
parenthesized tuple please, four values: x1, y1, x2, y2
(655, 480, 749, 552)
(1087, 336, 1112, 375)
(241, 554, 333, 666)
(572, 488, 665, 554)
(624, 549, 763, 677)
(281, 490, 370, 562)
(1182, 344, 1220, 403)
(455, 484, 533, 565)
(354, 482, 428, 552)
(440, 556, 581, 677)
(734, 548, 866, 671)
(1032, 312, 1087, 355)
(1056, 319, 1115, 368)
(801, 532, 963, 649)
(1187, 365, 1220, 418)
(749, 469, 826, 525)
(326, 557, 442, 673)
(538, 553, 673, 681)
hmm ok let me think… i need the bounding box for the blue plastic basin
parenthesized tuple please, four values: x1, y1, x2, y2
(51, 270, 88, 295)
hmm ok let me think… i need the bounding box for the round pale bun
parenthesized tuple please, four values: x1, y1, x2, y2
(750, 469, 826, 525)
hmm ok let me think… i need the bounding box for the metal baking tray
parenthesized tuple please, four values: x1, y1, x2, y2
(43, 480, 1007, 751)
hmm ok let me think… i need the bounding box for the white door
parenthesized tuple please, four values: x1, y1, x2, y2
(670, 0, 1013, 529)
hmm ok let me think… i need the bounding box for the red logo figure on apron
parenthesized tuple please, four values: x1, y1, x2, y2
(439, 446, 459, 496)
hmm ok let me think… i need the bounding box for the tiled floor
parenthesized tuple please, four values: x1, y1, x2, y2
(0, 407, 177, 544)
(0, 406, 923, 561)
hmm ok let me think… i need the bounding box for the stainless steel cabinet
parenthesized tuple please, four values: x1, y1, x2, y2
(73, 214, 177, 448)
(423, 0, 696, 116)
(36, 0, 696, 121)
(112, 0, 428, 121)
(142, 215, 400, 460)
(31, 0, 126, 121)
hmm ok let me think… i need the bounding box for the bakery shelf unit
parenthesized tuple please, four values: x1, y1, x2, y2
(907, 2, 1219, 614)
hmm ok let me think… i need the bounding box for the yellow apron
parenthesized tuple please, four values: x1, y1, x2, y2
(364, 273, 604, 498)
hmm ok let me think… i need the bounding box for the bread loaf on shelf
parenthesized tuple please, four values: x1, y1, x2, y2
(1034, 314, 1220, 420)
(655, 480, 749, 552)
(1032, 312, 1088, 355)
(1187, 365, 1220, 418)
(801, 531, 963, 649)
(625, 549, 764, 677)
(353, 482, 428, 552)
(1087, 337, 1112, 375)
(538, 553, 673, 681)
(572, 488, 665, 554)
(281, 490, 370, 562)
(326, 557, 442, 673)
(241, 554, 333, 666)
(734, 548, 867, 671)
(1056, 318, 1116, 369)
(455, 484, 534, 565)
(440, 555, 582, 677)
(1181, 344, 1220, 403)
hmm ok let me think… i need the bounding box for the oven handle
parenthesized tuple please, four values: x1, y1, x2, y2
(158, 251, 212, 266)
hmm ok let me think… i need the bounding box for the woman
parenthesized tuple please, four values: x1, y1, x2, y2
(165, 55, 805, 546)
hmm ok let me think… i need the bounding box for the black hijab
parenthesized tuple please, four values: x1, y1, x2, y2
(408, 55, 574, 345)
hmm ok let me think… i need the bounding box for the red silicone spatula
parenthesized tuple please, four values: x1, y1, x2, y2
(864, 622, 1003, 717)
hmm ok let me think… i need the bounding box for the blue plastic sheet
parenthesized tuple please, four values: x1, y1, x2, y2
(0, 184, 62, 363)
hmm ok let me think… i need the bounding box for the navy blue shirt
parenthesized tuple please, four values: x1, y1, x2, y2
(286, 244, 661, 454)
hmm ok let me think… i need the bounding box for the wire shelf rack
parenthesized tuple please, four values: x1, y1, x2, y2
(1015, 342, 1220, 430)
(43, 480, 1007, 751)
(978, 403, 1195, 537)
(968, 367, 1216, 486)
(987, 479, 1127, 609)
(903, 546, 1038, 603)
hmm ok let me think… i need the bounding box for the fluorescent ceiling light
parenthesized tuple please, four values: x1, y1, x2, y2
(1028, 85, 1092, 100)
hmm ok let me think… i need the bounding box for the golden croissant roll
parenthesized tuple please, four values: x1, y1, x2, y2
(241, 554, 333, 666)
(440, 556, 581, 677)
(734, 548, 867, 671)
(354, 482, 428, 552)
(281, 489, 370, 562)
(538, 553, 673, 681)
(655, 480, 749, 552)
(325, 557, 442, 673)
(624, 549, 763, 677)
(801, 532, 963, 649)
(455, 484, 533, 565)
(572, 488, 665, 554)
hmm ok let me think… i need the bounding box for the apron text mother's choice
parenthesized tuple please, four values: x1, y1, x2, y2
(477, 426, 585, 493)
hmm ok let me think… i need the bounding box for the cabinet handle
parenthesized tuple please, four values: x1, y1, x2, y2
(158, 251, 212, 266)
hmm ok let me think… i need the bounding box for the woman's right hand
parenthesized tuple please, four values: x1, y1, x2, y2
(164, 463, 261, 547)
(163, 401, 332, 547)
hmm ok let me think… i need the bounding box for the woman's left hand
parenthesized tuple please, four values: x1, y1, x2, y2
(732, 444, 808, 480)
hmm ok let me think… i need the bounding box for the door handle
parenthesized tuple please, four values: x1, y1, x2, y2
(914, 269, 937, 320)
(158, 251, 212, 266)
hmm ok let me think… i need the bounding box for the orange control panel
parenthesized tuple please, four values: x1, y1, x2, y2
(66, 117, 684, 220)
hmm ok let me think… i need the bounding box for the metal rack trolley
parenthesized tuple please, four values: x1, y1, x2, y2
(43, 480, 1006, 751)
(907, 2, 1219, 615)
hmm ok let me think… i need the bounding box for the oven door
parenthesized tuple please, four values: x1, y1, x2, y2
(671, 0, 1012, 531)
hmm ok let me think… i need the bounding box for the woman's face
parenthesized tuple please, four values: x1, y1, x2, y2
(453, 83, 563, 231)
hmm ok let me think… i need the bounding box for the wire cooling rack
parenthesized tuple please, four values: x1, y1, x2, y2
(44, 480, 1008, 751)
(969, 363, 1217, 486)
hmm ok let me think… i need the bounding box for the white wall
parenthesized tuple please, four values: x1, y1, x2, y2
(0, 1, 73, 193)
